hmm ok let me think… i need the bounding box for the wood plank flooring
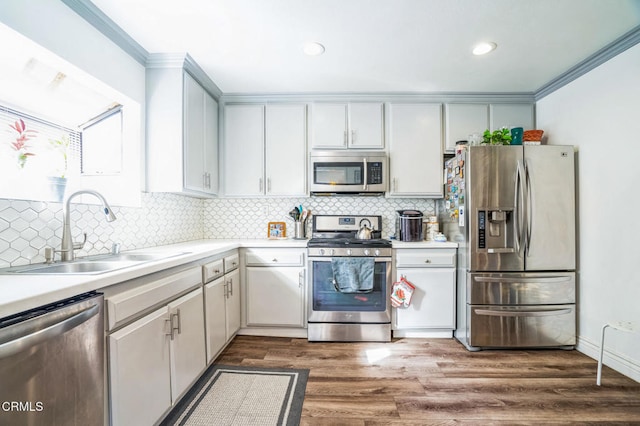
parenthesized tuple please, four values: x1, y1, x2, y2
(215, 336, 640, 425)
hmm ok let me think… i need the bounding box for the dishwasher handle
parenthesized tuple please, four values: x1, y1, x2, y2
(0, 303, 99, 358)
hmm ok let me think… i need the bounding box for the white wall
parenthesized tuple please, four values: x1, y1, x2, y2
(537, 43, 640, 382)
(0, 0, 145, 104)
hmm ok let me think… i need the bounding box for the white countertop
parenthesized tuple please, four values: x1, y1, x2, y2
(391, 240, 458, 249)
(0, 237, 456, 318)
(0, 238, 308, 318)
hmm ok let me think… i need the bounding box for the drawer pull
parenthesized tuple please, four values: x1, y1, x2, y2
(272, 258, 278, 262)
(424, 259, 431, 263)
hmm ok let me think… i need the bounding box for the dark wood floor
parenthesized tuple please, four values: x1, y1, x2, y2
(215, 335, 640, 425)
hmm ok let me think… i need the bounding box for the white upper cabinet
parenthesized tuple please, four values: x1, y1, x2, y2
(445, 104, 489, 153)
(223, 103, 307, 197)
(311, 102, 384, 149)
(223, 104, 264, 196)
(490, 103, 535, 131)
(388, 103, 443, 197)
(146, 58, 219, 197)
(265, 104, 307, 196)
(183, 73, 219, 194)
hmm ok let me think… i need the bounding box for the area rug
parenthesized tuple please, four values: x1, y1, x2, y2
(160, 364, 309, 426)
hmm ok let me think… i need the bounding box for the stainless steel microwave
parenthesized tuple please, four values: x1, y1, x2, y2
(309, 151, 388, 194)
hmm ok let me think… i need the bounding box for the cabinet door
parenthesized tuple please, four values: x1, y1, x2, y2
(310, 103, 348, 149)
(203, 92, 219, 194)
(225, 268, 241, 339)
(184, 73, 206, 192)
(168, 288, 206, 402)
(204, 276, 227, 363)
(490, 103, 534, 131)
(394, 268, 455, 329)
(445, 103, 489, 152)
(245, 266, 305, 327)
(388, 103, 443, 197)
(108, 306, 171, 426)
(223, 104, 265, 195)
(265, 104, 307, 196)
(349, 102, 384, 149)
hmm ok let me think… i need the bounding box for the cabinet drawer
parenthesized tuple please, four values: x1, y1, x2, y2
(245, 249, 305, 266)
(202, 259, 224, 283)
(224, 252, 239, 272)
(106, 267, 201, 330)
(395, 249, 456, 268)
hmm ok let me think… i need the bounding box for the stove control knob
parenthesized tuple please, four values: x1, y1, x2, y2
(374, 249, 380, 256)
(346, 249, 352, 256)
(329, 249, 335, 256)
(364, 249, 371, 256)
(319, 249, 325, 255)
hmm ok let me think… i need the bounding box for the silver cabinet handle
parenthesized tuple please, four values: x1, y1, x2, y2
(165, 317, 174, 340)
(393, 178, 397, 192)
(259, 178, 263, 192)
(223, 281, 229, 299)
(227, 278, 233, 296)
(351, 129, 356, 144)
(298, 270, 304, 288)
(267, 178, 271, 193)
(0, 303, 98, 358)
(344, 130, 348, 146)
(173, 309, 181, 335)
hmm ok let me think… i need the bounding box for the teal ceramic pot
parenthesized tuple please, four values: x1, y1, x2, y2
(511, 127, 523, 145)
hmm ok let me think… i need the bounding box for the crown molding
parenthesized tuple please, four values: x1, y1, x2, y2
(220, 92, 536, 104)
(60, 0, 149, 65)
(535, 25, 640, 100)
(146, 53, 223, 100)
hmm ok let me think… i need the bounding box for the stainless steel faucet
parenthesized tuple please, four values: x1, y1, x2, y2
(60, 190, 117, 261)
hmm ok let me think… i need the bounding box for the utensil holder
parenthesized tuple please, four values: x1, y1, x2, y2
(294, 222, 305, 239)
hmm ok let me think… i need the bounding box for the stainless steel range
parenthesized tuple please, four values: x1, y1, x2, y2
(307, 215, 392, 342)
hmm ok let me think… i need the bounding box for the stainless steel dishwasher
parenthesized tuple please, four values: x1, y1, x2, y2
(0, 291, 104, 425)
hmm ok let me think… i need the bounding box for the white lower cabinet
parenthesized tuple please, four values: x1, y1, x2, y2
(393, 249, 456, 334)
(243, 248, 306, 328)
(203, 251, 240, 363)
(106, 267, 206, 426)
(108, 286, 206, 426)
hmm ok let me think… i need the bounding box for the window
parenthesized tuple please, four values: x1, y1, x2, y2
(81, 106, 123, 175)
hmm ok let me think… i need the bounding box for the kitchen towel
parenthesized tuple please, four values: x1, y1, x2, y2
(331, 258, 375, 293)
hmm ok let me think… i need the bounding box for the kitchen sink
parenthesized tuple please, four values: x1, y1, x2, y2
(0, 251, 191, 275)
(11, 261, 138, 274)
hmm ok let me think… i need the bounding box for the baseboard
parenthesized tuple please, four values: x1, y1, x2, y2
(576, 336, 640, 383)
(393, 329, 453, 338)
(238, 327, 308, 338)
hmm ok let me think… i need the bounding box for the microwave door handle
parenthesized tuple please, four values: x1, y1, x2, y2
(363, 158, 368, 191)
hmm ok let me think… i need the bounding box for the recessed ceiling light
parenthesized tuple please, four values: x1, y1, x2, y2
(303, 42, 325, 56)
(472, 42, 497, 56)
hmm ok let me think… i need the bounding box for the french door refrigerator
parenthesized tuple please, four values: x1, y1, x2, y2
(445, 145, 576, 350)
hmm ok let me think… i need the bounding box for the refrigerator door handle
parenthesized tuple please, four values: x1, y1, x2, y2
(524, 160, 533, 254)
(473, 276, 573, 284)
(514, 160, 525, 255)
(475, 308, 573, 318)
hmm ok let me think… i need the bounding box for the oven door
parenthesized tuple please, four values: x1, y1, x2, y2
(308, 256, 392, 323)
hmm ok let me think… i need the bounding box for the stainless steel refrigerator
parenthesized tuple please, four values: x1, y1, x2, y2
(445, 145, 576, 350)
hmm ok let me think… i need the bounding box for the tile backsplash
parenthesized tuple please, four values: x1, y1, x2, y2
(0, 193, 437, 268)
(203, 196, 436, 239)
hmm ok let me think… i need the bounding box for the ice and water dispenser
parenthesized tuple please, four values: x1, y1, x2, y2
(477, 209, 515, 252)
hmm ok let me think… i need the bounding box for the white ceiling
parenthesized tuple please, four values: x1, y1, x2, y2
(90, 0, 640, 94)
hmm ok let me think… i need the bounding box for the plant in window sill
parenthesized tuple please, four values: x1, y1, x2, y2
(48, 134, 70, 178)
(47, 134, 70, 202)
(482, 127, 512, 145)
(8, 119, 38, 168)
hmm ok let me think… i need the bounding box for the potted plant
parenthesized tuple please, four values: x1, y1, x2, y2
(482, 127, 512, 145)
(47, 134, 70, 202)
(8, 119, 38, 168)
